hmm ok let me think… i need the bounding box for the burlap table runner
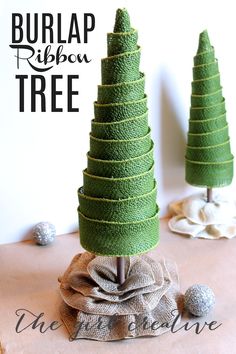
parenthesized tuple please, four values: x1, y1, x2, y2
(59, 252, 182, 341)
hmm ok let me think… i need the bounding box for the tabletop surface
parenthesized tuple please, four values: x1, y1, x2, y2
(0, 218, 235, 354)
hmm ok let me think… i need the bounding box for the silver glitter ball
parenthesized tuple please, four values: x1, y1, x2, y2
(184, 284, 215, 317)
(33, 222, 56, 246)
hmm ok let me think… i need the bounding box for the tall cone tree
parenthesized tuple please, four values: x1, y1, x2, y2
(78, 8, 159, 256)
(186, 30, 234, 188)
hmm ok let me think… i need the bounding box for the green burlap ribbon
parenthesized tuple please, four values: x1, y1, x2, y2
(186, 30, 234, 187)
(78, 8, 159, 256)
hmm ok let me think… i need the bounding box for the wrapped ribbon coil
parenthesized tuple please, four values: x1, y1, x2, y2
(78, 9, 159, 256)
(186, 30, 234, 188)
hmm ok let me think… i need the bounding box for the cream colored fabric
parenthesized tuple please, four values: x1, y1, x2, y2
(168, 193, 236, 239)
(59, 252, 181, 341)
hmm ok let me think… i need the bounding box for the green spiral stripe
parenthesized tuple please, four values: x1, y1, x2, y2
(91, 111, 149, 140)
(89, 130, 152, 160)
(78, 210, 159, 257)
(94, 96, 147, 122)
(87, 143, 154, 178)
(78, 184, 157, 222)
(83, 165, 155, 199)
(78, 8, 159, 256)
(186, 30, 234, 187)
(97, 74, 145, 104)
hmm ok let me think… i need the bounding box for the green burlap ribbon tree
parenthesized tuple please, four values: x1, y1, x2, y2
(78, 9, 159, 256)
(186, 30, 234, 189)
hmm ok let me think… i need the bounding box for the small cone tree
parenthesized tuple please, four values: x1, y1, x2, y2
(186, 30, 234, 201)
(78, 9, 159, 276)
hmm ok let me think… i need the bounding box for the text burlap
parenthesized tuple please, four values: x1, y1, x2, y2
(59, 252, 181, 341)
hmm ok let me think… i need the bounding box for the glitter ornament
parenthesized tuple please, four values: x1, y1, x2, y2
(184, 284, 215, 316)
(33, 222, 56, 245)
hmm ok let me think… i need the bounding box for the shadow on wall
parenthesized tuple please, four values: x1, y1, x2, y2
(159, 72, 187, 202)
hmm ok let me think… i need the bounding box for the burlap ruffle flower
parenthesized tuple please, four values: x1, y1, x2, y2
(59, 252, 181, 340)
(169, 193, 236, 239)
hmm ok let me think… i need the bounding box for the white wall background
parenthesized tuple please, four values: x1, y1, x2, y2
(0, 0, 236, 244)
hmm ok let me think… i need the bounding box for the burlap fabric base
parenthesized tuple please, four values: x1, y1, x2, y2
(169, 193, 236, 239)
(59, 252, 181, 341)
